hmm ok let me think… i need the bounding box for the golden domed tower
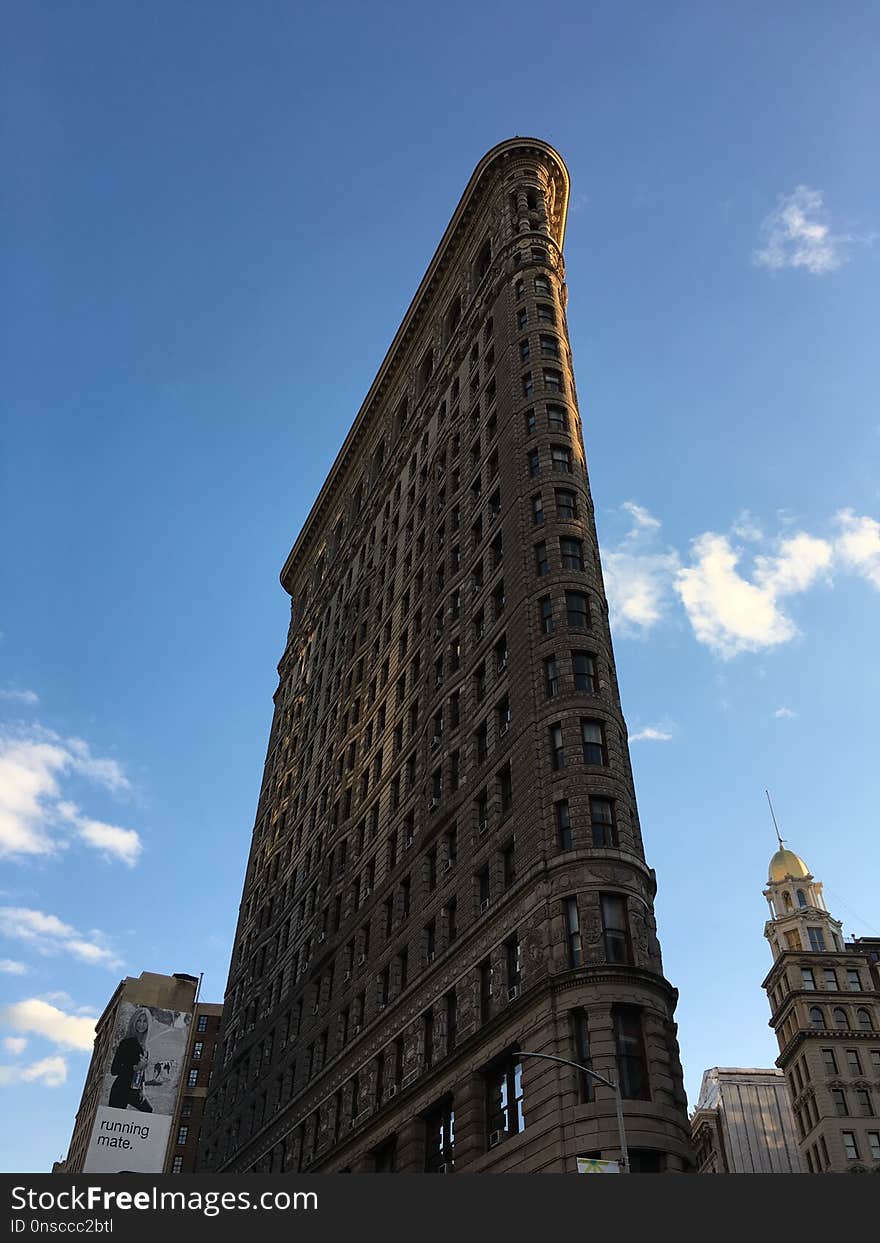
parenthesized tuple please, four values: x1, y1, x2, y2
(761, 800, 880, 1173)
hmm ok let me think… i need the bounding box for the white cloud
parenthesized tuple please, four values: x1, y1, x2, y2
(774, 707, 798, 719)
(0, 998, 96, 1051)
(3, 1036, 27, 1054)
(674, 530, 833, 659)
(0, 689, 39, 706)
(603, 503, 681, 636)
(56, 804, 142, 867)
(0, 907, 122, 970)
(835, 509, 880, 589)
(0, 958, 27, 976)
(752, 185, 854, 274)
(621, 501, 661, 532)
(0, 1055, 68, 1088)
(628, 726, 673, 743)
(0, 726, 140, 863)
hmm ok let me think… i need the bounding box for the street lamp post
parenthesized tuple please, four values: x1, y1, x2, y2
(518, 1050, 629, 1174)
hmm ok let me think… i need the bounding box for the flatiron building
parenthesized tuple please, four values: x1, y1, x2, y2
(199, 138, 693, 1173)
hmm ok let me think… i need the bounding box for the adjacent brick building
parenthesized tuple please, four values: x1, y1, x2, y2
(763, 844, 880, 1172)
(54, 971, 221, 1174)
(198, 138, 693, 1174)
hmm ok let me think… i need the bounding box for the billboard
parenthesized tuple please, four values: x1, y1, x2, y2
(576, 1157, 621, 1174)
(83, 1001, 191, 1173)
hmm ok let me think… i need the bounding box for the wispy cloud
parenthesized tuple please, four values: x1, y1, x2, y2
(752, 185, 862, 274)
(602, 502, 681, 636)
(0, 725, 141, 864)
(774, 707, 797, 719)
(0, 997, 96, 1052)
(3, 1036, 27, 1055)
(0, 959, 28, 976)
(628, 725, 674, 743)
(0, 1054, 67, 1088)
(0, 907, 122, 970)
(835, 509, 880, 589)
(0, 689, 39, 706)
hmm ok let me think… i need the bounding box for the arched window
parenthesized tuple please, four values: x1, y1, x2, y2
(857, 1008, 874, 1031)
(833, 1007, 848, 1029)
(796, 889, 808, 907)
(809, 1006, 824, 1029)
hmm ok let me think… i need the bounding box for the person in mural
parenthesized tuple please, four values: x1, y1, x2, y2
(108, 1008, 154, 1112)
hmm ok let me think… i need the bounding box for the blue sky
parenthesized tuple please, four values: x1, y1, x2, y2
(1, 2, 878, 1172)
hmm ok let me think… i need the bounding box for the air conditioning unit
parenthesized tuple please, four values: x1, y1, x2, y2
(480, 898, 490, 913)
(488, 1130, 502, 1149)
(507, 985, 519, 1001)
(387, 1084, 398, 1098)
(499, 721, 510, 737)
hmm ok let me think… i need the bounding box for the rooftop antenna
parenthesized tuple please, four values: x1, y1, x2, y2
(766, 789, 784, 849)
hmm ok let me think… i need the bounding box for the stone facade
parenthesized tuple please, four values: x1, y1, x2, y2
(763, 847, 880, 1172)
(197, 138, 693, 1174)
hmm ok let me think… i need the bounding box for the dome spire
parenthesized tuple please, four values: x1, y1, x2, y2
(765, 789, 785, 850)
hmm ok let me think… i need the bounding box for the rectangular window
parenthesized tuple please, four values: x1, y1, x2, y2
(539, 596, 554, 635)
(177, 1126, 189, 1146)
(544, 655, 559, 697)
(847, 969, 862, 991)
(521, 372, 533, 397)
(856, 1089, 874, 1117)
(613, 1006, 650, 1100)
(551, 445, 572, 473)
(535, 541, 550, 576)
(486, 1056, 525, 1142)
(572, 651, 598, 693)
(479, 958, 493, 1021)
(171, 1156, 183, 1174)
(822, 1048, 838, 1075)
(565, 896, 582, 966)
(547, 402, 567, 430)
(531, 494, 545, 526)
(539, 334, 559, 357)
(832, 1088, 848, 1117)
(424, 1100, 455, 1172)
(842, 1132, 859, 1160)
(524, 408, 536, 436)
(560, 537, 584, 570)
(187, 1069, 198, 1088)
(549, 723, 565, 770)
(565, 590, 589, 629)
(590, 797, 616, 847)
(446, 988, 457, 1053)
(537, 303, 555, 324)
(543, 369, 564, 393)
(192, 1041, 203, 1060)
(519, 338, 530, 362)
(846, 1049, 862, 1075)
(801, 968, 816, 990)
(528, 448, 540, 477)
(505, 935, 521, 990)
(570, 1009, 593, 1102)
(807, 927, 826, 951)
(555, 488, 577, 520)
(581, 718, 607, 765)
(197, 1015, 209, 1033)
(868, 1133, 880, 1161)
(555, 799, 572, 850)
(601, 893, 632, 964)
